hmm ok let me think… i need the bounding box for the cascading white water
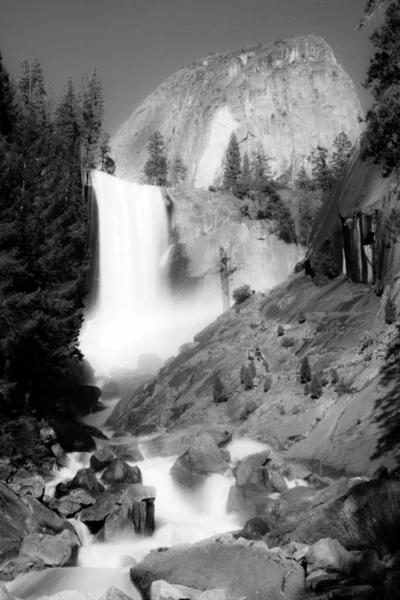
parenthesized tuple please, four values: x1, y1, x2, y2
(80, 171, 222, 376)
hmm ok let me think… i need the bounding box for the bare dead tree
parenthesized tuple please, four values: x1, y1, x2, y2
(218, 246, 239, 311)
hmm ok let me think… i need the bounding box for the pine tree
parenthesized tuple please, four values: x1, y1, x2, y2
(300, 356, 312, 384)
(310, 146, 334, 192)
(223, 132, 241, 194)
(144, 131, 168, 185)
(81, 67, 104, 167)
(331, 132, 353, 181)
(251, 142, 272, 190)
(170, 155, 187, 185)
(360, 1, 400, 176)
(266, 192, 297, 244)
(55, 79, 81, 158)
(310, 374, 323, 399)
(99, 132, 116, 175)
(239, 152, 252, 197)
(0, 51, 16, 138)
(294, 166, 314, 191)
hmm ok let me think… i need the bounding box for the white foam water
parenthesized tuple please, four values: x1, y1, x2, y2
(80, 171, 222, 376)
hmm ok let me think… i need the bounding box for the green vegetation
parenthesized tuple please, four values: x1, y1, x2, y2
(242, 366, 255, 390)
(298, 310, 306, 324)
(144, 131, 168, 185)
(0, 53, 110, 417)
(300, 356, 312, 384)
(298, 195, 321, 246)
(232, 284, 252, 304)
(170, 155, 188, 185)
(213, 374, 228, 403)
(281, 337, 295, 348)
(385, 296, 397, 325)
(310, 374, 323, 399)
(263, 375, 272, 392)
(223, 132, 241, 195)
(330, 368, 339, 385)
(360, 1, 400, 176)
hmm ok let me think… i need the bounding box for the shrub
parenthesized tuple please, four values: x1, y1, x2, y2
(385, 296, 397, 325)
(292, 405, 301, 415)
(335, 378, 355, 396)
(319, 372, 329, 387)
(263, 375, 272, 392)
(208, 185, 216, 192)
(359, 333, 373, 352)
(330, 368, 339, 385)
(233, 285, 252, 304)
(279, 405, 286, 416)
(300, 356, 312, 383)
(298, 310, 306, 324)
(242, 366, 254, 390)
(248, 359, 257, 378)
(310, 374, 323, 399)
(277, 325, 284, 337)
(281, 337, 295, 348)
(213, 375, 229, 403)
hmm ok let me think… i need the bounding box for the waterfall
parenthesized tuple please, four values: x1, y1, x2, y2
(80, 171, 221, 376)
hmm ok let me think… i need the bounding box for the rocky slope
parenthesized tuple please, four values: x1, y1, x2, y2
(111, 35, 363, 187)
(108, 271, 398, 477)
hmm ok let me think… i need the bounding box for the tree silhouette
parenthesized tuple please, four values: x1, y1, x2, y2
(144, 131, 168, 186)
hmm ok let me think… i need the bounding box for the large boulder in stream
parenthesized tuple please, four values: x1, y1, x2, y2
(90, 449, 116, 472)
(170, 434, 229, 489)
(19, 529, 79, 567)
(130, 537, 304, 600)
(78, 483, 155, 537)
(101, 459, 142, 486)
(108, 440, 144, 463)
(69, 468, 105, 495)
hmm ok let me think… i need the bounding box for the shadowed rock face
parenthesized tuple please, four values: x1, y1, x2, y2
(111, 35, 363, 187)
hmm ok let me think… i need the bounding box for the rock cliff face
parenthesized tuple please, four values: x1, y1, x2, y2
(111, 35, 363, 188)
(167, 187, 304, 305)
(308, 141, 400, 298)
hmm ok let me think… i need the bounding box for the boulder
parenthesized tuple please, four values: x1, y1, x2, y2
(305, 538, 356, 575)
(78, 484, 155, 536)
(101, 459, 142, 486)
(268, 473, 288, 494)
(99, 587, 134, 600)
(130, 538, 304, 600)
(51, 443, 68, 467)
(8, 474, 45, 500)
(49, 489, 96, 518)
(0, 482, 29, 564)
(24, 495, 76, 536)
(108, 440, 144, 463)
(239, 517, 270, 540)
(150, 580, 201, 600)
(90, 449, 116, 472)
(69, 468, 105, 495)
(170, 434, 228, 489)
(19, 529, 80, 567)
(0, 556, 45, 582)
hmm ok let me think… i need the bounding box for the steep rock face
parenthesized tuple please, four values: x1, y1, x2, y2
(308, 141, 399, 298)
(167, 188, 304, 304)
(111, 35, 363, 188)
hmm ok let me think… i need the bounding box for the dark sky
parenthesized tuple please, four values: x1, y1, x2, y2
(0, 0, 375, 134)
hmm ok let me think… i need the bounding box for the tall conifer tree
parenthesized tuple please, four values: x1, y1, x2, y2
(223, 132, 241, 195)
